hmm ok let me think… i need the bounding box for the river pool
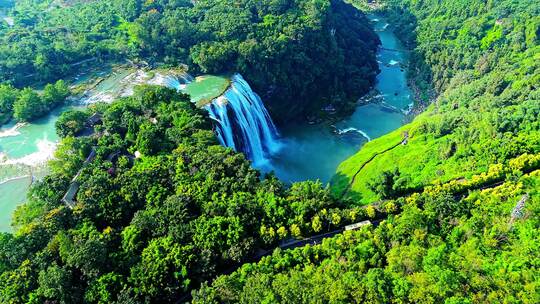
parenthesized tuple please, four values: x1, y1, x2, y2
(261, 15, 412, 184)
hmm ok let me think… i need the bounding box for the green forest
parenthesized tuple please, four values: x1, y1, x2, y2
(0, 0, 380, 122)
(0, 0, 539, 303)
(0, 85, 357, 303)
(334, 0, 540, 202)
(0, 80, 70, 124)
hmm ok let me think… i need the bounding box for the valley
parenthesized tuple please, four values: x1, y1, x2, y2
(0, 0, 538, 303)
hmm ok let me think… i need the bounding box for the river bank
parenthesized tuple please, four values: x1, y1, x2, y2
(0, 65, 228, 232)
(0, 64, 171, 231)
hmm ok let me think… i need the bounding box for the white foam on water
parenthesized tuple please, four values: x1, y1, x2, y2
(134, 70, 150, 83)
(0, 123, 25, 138)
(382, 23, 389, 30)
(1, 138, 57, 166)
(371, 93, 387, 100)
(80, 91, 115, 104)
(404, 102, 414, 115)
(336, 127, 371, 141)
(3, 17, 14, 26)
(215, 96, 228, 106)
(119, 70, 149, 97)
(388, 60, 400, 66)
(380, 102, 401, 113)
(148, 73, 183, 90)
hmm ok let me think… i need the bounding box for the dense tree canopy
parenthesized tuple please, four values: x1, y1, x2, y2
(0, 86, 350, 303)
(0, 80, 70, 123)
(1, 0, 539, 303)
(196, 171, 540, 303)
(0, 0, 380, 123)
(55, 109, 90, 138)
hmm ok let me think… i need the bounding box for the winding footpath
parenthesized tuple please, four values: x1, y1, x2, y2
(340, 131, 409, 198)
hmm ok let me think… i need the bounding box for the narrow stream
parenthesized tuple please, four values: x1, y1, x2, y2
(260, 15, 412, 183)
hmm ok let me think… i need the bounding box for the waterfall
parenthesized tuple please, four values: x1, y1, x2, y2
(159, 73, 280, 165)
(148, 72, 193, 90)
(205, 74, 280, 165)
(206, 96, 236, 150)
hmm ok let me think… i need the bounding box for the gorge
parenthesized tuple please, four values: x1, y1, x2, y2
(155, 13, 411, 184)
(0, 13, 409, 231)
(1, 0, 538, 302)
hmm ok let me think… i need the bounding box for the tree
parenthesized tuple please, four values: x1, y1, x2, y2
(13, 88, 42, 121)
(84, 272, 125, 304)
(43, 80, 70, 107)
(57, 223, 109, 280)
(130, 237, 195, 301)
(55, 110, 90, 138)
(135, 121, 164, 155)
(0, 84, 19, 115)
(49, 136, 93, 178)
(368, 168, 406, 199)
(35, 264, 79, 303)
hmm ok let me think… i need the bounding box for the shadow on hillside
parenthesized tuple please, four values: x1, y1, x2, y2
(330, 172, 363, 203)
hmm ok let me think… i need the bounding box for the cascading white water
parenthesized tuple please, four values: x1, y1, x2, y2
(148, 72, 193, 90)
(206, 96, 236, 150)
(205, 74, 280, 165)
(159, 73, 280, 165)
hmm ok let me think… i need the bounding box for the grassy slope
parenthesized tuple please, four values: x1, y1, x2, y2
(333, 109, 488, 204)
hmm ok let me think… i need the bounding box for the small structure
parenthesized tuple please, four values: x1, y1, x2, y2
(78, 113, 103, 137)
(62, 147, 97, 208)
(87, 113, 102, 127)
(345, 220, 372, 231)
(510, 194, 529, 223)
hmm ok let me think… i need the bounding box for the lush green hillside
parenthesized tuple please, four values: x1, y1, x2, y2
(332, 0, 540, 204)
(1, 0, 538, 303)
(195, 170, 540, 303)
(0, 0, 380, 122)
(0, 86, 359, 303)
